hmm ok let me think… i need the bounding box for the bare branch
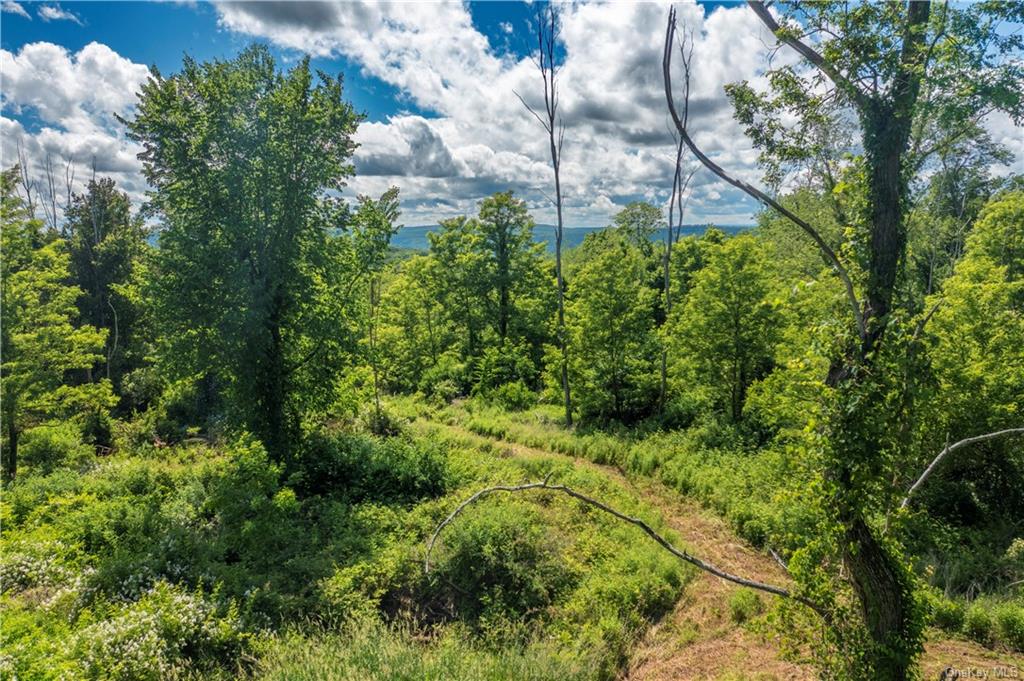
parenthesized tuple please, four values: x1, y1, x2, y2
(513, 89, 551, 133)
(901, 428, 1024, 509)
(425, 478, 830, 621)
(747, 1, 868, 108)
(663, 6, 866, 341)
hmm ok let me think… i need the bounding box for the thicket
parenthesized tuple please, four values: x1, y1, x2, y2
(3, 5, 1024, 677)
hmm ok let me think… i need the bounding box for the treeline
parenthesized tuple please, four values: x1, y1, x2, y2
(3, 6, 1024, 676)
(2, 47, 404, 476)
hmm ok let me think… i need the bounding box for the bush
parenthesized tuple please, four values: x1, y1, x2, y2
(728, 589, 763, 624)
(71, 581, 248, 680)
(359, 405, 407, 437)
(292, 432, 449, 503)
(994, 601, 1024, 651)
(430, 501, 577, 623)
(926, 592, 965, 631)
(489, 381, 537, 412)
(963, 601, 994, 644)
(19, 423, 94, 473)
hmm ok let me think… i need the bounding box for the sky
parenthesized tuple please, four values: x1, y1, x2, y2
(1, 1, 1021, 229)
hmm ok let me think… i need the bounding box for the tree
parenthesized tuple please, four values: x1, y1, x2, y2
(670, 236, 781, 422)
(660, 150, 698, 407)
(565, 230, 658, 423)
(426, 216, 490, 362)
(478, 191, 546, 344)
(516, 3, 573, 426)
(1, 168, 113, 480)
(352, 188, 402, 429)
(665, 2, 1023, 676)
(909, 192, 1024, 552)
(613, 201, 664, 257)
(64, 177, 149, 390)
(124, 46, 362, 461)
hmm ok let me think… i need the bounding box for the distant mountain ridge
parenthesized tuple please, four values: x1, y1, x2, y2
(391, 223, 753, 252)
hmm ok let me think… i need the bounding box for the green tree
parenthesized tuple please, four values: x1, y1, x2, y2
(916, 191, 1024, 536)
(423, 193, 552, 393)
(1, 168, 114, 479)
(63, 177, 149, 391)
(426, 216, 489, 360)
(613, 201, 664, 257)
(670, 236, 781, 422)
(666, 1, 1023, 675)
(565, 230, 658, 422)
(124, 46, 362, 460)
(478, 191, 548, 343)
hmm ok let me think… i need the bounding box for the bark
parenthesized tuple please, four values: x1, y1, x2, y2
(3, 406, 17, 481)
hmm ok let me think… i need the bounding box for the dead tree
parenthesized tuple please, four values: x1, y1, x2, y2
(660, 134, 697, 407)
(900, 428, 1024, 510)
(15, 141, 38, 216)
(515, 4, 572, 427)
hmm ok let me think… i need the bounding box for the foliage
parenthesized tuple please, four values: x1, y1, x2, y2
(728, 589, 764, 624)
(667, 234, 782, 422)
(125, 46, 365, 460)
(564, 230, 659, 423)
(64, 177, 151, 396)
(1, 167, 115, 480)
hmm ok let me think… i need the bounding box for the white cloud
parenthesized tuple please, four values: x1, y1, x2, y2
(499, 21, 513, 34)
(37, 3, 83, 25)
(2, 1, 30, 19)
(214, 0, 788, 226)
(0, 42, 151, 217)
(7, 3, 1016, 230)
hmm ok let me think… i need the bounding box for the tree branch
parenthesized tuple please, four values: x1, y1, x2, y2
(425, 476, 831, 621)
(663, 6, 865, 341)
(747, 1, 868, 108)
(900, 428, 1024, 509)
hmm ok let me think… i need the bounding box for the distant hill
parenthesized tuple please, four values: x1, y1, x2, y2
(391, 224, 753, 252)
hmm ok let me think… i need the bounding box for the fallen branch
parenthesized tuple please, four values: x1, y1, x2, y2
(425, 475, 830, 621)
(900, 428, 1024, 509)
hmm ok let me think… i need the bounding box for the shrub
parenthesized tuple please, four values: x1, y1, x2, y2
(71, 581, 248, 680)
(293, 432, 448, 503)
(963, 601, 994, 644)
(489, 381, 537, 412)
(728, 589, 763, 624)
(430, 501, 577, 623)
(20, 423, 94, 474)
(358, 405, 407, 437)
(994, 601, 1024, 651)
(925, 592, 965, 631)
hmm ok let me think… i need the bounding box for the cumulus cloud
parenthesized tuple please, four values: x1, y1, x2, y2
(6, 2, 1016, 229)
(214, 0, 787, 226)
(2, 1, 30, 19)
(37, 3, 83, 25)
(0, 42, 150, 216)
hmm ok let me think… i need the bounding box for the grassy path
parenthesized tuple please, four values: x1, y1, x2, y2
(414, 414, 1024, 680)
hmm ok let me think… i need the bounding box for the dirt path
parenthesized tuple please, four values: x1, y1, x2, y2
(418, 418, 1024, 680)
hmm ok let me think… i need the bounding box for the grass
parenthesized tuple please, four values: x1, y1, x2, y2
(419, 395, 1024, 655)
(0, 414, 692, 680)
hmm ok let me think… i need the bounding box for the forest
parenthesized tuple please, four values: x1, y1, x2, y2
(1, 1, 1023, 679)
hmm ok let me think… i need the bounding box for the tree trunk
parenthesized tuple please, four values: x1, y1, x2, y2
(844, 512, 913, 680)
(3, 407, 17, 481)
(260, 290, 289, 460)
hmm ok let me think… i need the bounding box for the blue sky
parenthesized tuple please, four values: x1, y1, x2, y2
(0, 1, 786, 227)
(2, 1, 1019, 228)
